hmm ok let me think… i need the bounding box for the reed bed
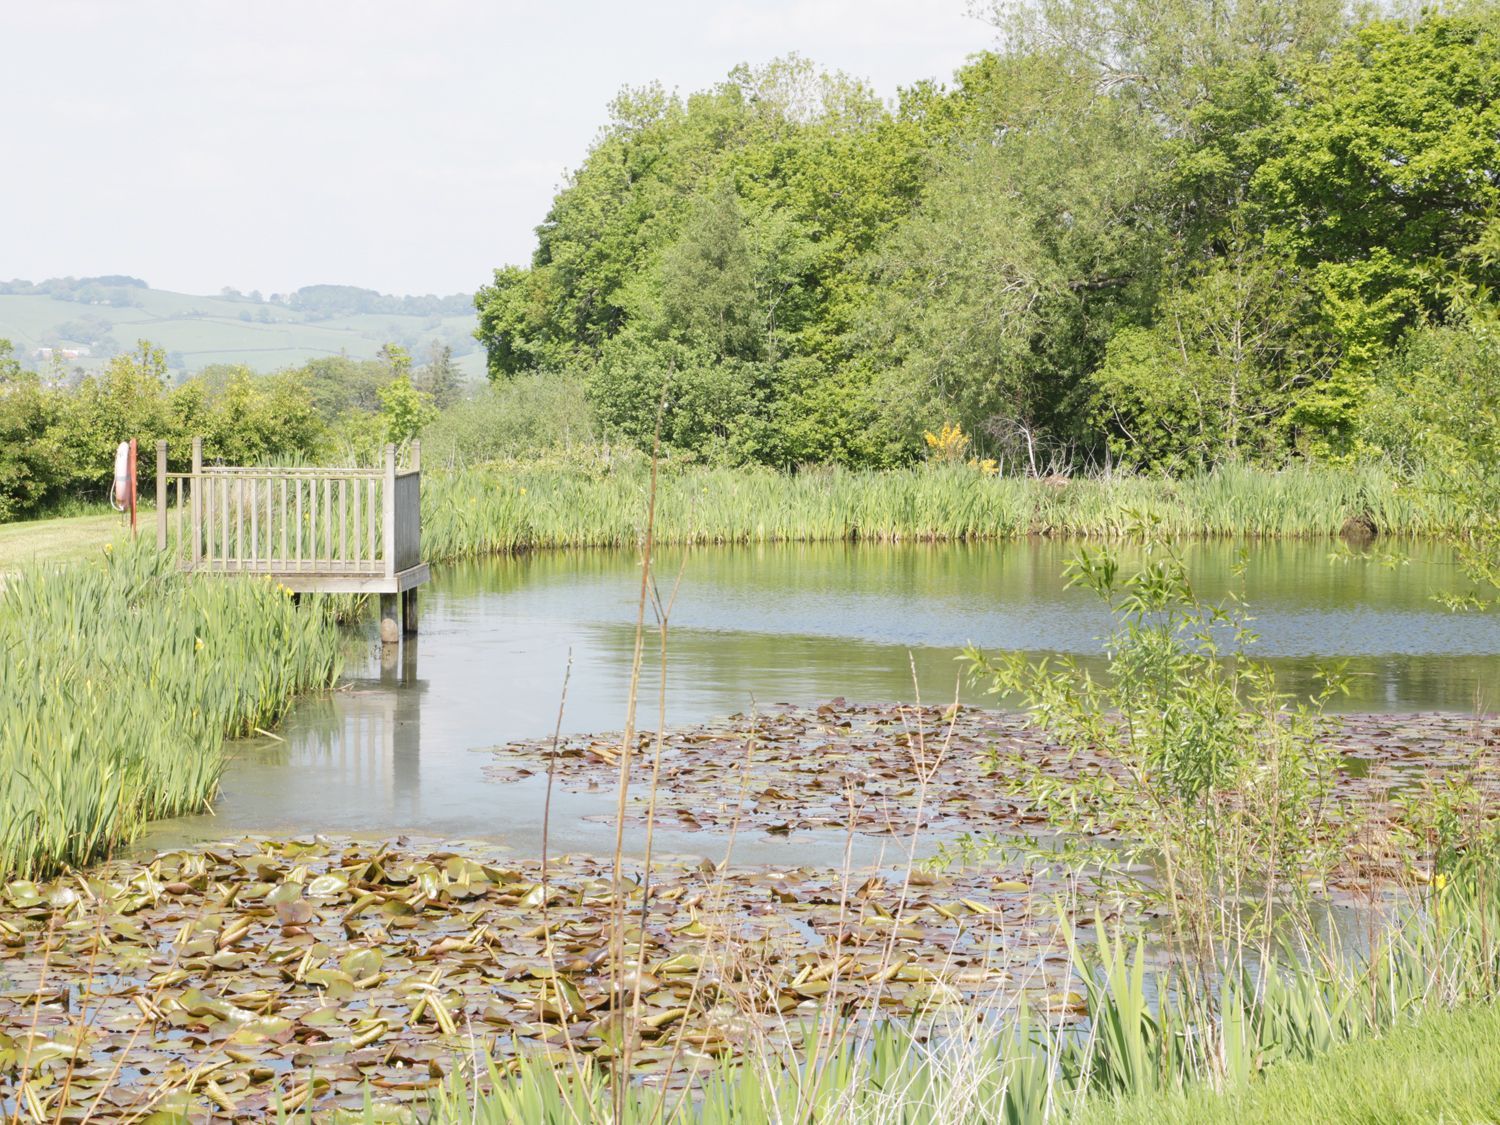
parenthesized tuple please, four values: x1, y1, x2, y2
(421, 460, 1453, 559)
(0, 543, 343, 880)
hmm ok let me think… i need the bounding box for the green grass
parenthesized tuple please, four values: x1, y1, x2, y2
(0, 543, 343, 879)
(1081, 1002, 1500, 1125)
(421, 459, 1455, 559)
(0, 510, 126, 572)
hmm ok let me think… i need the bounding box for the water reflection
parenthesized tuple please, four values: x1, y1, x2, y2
(139, 540, 1500, 856)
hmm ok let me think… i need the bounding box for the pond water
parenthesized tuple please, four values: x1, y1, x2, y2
(141, 539, 1500, 860)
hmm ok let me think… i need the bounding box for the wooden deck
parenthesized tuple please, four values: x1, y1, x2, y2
(156, 439, 428, 638)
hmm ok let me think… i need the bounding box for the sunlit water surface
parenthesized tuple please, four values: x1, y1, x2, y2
(141, 540, 1500, 862)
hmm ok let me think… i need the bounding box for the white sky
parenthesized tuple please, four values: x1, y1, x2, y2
(1, 1, 991, 297)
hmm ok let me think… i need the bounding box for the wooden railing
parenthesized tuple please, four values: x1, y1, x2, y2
(155, 439, 423, 591)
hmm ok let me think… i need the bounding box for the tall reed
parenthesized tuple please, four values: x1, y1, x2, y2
(421, 460, 1453, 559)
(0, 542, 343, 879)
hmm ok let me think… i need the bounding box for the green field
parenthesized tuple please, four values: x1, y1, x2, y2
(0, 510, 123, 573)
(0, 285, 486, 378)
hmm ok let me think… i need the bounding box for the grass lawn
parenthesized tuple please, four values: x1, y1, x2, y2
(1082, 1001, 1500, 1124)
(0, 511, 127, 573)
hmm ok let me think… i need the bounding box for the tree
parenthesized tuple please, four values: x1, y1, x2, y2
(377, 374, 436, 446)
(417, 342, 463, 409)
(654, 186, 759, 359)
(1361, 317, 1500, 601)
(1092, 239, 1325, 465)
(377, 342, 413, 381)
(469, 15, 1499, 472)
(0, 340, 62, 519)
(1253, 13, 1500, 451)
(982, 0, 1343, 130)
(860, 55, 1163, 460)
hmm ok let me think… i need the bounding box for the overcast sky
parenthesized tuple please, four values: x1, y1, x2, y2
(1, 1, 991, 297)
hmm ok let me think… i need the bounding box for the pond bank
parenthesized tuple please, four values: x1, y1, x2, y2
(420, 461, 1455, 558)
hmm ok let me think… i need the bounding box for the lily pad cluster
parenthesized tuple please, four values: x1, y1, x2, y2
(486, 702, 1500, 846)
(0, 836, 1085, 1119)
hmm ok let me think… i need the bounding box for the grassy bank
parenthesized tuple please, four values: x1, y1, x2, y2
(0, 544, 342, 879)
(422, 460, 1451, 558)
(0, 510, 125, 573)
(1082, 1001, 1500, 1124)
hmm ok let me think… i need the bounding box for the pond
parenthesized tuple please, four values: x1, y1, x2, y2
(141, 539, 1500, 860)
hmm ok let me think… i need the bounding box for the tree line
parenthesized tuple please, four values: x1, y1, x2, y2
(475, 3, 1499, 472)
(0, 340, 459, 521)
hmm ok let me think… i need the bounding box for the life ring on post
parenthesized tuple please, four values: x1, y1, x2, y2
(110, 442, 131, 511)
(110, 440, 139, 532)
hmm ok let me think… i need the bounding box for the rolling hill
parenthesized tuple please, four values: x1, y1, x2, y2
(0, 278, 486, 380)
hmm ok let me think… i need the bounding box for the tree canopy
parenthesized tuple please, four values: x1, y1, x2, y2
(475, 7, 1500, 471)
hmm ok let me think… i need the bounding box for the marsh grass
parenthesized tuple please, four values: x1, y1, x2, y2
(0, 541, 343, 879)
(421, 460, 1453, 559)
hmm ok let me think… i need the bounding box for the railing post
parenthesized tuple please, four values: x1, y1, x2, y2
(383, 443, 397, 580)
(190, 437, 203, 567)
(155, 441, 168, 551)
(410, 439, 421, 474)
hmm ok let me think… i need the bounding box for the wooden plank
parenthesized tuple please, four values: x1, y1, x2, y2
(353, 476, 362, 566)
(382, 445, 397, 578)
(323, 477, 332, 566)
(249, 478, 258, 566)
(280, 478, 288, 565)
(313, 475, 322, 571)
(295, 479, 304, 569)
(393, 472, 420, 572)
(339, 478, 347, 569)
(190, 438, 202, 567)
(220, 476, 230, 571)
(368, 478, 377, 567)
(275, 563, 430, 596)
(156, 441, 168, 551)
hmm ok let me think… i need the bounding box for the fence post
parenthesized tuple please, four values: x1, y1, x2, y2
(156, 441, 168, 551)
(382, 443, 397, 580)
(190, 437, 203, 567)
(411, 439, 421, 474)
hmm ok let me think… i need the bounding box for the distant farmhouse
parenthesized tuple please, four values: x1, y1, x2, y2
(33, 346, 92, 361)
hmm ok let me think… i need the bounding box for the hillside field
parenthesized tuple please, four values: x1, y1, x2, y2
(0, 285, 486, 379)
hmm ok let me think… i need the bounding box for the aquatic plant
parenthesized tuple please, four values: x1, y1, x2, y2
(0, 541, 343, 880)
(420, 460, 1455, 560)
(409, 861, 1500, 1124)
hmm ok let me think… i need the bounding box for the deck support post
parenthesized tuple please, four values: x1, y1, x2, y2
(401, 588, 419, 635)
(379, 593, 401, 645)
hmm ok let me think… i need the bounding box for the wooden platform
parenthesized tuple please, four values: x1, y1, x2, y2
(155, 439, 429, 634)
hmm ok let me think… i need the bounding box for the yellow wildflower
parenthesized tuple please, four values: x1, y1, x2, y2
(923, 422, 970, 465)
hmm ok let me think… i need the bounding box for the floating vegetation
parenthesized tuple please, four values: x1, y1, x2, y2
(0, 837, 1090, 1119)
(487, 702, 1500, 870)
